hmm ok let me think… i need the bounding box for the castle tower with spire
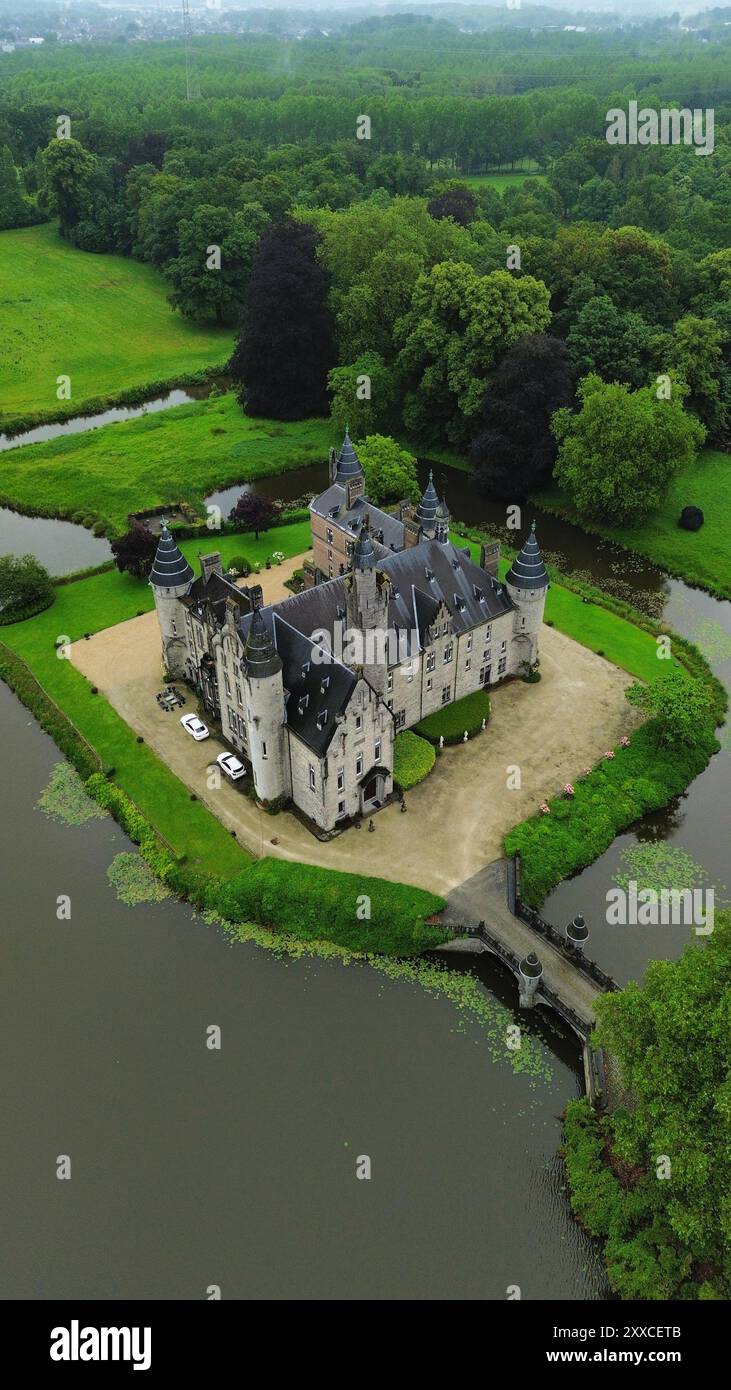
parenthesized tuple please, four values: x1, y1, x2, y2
(242, 603, 289, 803)
(149, 521, 194, 678)
(344, 522, 390, 695)
(414, 470, 439, 539)
(505, 521, 549, 669)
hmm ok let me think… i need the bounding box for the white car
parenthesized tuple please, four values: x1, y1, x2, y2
(217, 751, 246, 781)
(180, 713, 209, 741)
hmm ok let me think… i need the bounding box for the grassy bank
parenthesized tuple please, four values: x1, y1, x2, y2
(0, 224, 233, 419)
(0, 393, 331, 536)
(536, 449, 731, 600)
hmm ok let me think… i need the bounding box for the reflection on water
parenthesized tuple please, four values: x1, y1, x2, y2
(0, 681, 606, 1300)
(0, 505, 111, 576)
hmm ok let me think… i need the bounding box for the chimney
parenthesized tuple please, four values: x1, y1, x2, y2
(199, 552, 223, 584)
(480, 542, 500, 578)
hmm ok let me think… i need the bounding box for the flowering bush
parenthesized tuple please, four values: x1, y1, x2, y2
(620, 735, 631, 747)
(540, 803, 550, 815)
(272, 550, 285, 564)
(564, 783, 575, 796)
(604, 749, 615, 760)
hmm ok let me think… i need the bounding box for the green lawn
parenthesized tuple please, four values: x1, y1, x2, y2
(536, 449, 731, 600)
(0, 393, 332, 536)
(461, 170, 548, 192)
(0, 517, 313, 872)
(0, 224, 233, 420)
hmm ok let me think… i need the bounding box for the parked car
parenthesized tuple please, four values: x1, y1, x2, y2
(217, 751, 246, 781)
(180, 713, 209, 741)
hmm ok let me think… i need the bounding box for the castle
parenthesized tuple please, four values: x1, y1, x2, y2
(150, 432, 549, 835)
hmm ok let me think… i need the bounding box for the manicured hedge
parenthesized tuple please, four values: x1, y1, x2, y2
(415, 688, 491, 745)
(505, 718, 717, 906)
(86, 773, 177, 882)
(214, 857, 447, 955)
(393, 730, 436, 791)
(0, 641, 99, 779)
(0, 593, 55, 625)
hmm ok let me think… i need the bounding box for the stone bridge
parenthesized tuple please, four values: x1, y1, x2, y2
(438, 857, 618, 1108)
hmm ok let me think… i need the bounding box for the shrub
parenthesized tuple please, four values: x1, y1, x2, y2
(228, 553, 251, 576)
(0, 553, 54, 622)
(393, 731, 436, 791)
(214, 858, 447, 955)
(415, 689, 491, 745)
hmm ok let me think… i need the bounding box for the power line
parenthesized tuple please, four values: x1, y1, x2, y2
(182, 0, 202, 102)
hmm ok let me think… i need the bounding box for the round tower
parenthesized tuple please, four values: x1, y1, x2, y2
(149, 521, 194, 679)
(505, 521, 549, 668)
(242, 606, 288, 803)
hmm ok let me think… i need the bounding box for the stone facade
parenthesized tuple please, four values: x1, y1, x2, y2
(149, 443, 548, 835)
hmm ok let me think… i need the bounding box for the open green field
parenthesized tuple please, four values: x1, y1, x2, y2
(537, 449, 731, 600)
(0, 224, 233, 419)
(462, 170, 548, 192)
(0, 393, 332, 536)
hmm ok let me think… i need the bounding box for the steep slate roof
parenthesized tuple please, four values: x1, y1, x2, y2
(149, 524, 194, 590)
(310, 484, 406, 552)
(505, 523, 549, 591)
(415, 470, 439, 531)
(244, 606, 281, 678)
(381, 539, 513, 639)
(239, 605, 357, 756)
(353, 523, 376, 570)
(182, 569, 251, 625)
(334, 429, 362, 482)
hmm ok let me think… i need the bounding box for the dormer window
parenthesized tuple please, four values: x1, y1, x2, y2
(316, 709, 328, 731)
(425, 567, 434, 582)
(302, 661, 310, 677)
(320, 676, 330, 694)
(473, 585, 485, 602)
(454, 595, 465, 611)
(298, 693, 309, 715)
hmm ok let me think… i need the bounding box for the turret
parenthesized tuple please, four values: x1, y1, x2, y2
(434, 497, 450, 544)
(344, 523, 390, 694)
(335, 427, 365, 506)
(242, 605, 288, 803)
(505, 521, 549, 668)
(415, 470, 439, 538)
(149, 521, 194, 678)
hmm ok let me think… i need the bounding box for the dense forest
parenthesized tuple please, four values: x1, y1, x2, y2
(2, 16, 730, 520)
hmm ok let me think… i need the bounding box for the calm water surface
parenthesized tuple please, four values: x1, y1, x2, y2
(0, 682, 605, 1300)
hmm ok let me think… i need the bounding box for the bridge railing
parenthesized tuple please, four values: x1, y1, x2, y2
(511, 855, 618, 995)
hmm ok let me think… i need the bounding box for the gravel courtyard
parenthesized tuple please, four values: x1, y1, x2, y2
(70, 578, 640, 896)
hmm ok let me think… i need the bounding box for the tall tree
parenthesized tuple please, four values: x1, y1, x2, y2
(470, 335, 576, 498)
(0, 144, 33, 230)
(230, 219, 336, 420)
(166, 203, 269, 324)
(567, 295, 653, 389)
(553, 374, 705, 525)
(39, 137, 97, 238)
(229, 492, 278, 540)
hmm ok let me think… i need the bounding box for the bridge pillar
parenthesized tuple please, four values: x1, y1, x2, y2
(518, 951, 543, 1009)
(566, 913, 589, 956)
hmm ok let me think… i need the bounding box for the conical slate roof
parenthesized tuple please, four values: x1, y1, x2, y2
(334, 428, 362, 482)
(244, 605, 282, 678)
(149, 522, 194, 590)
(415, 470, 439, 530)
(353, 522, 376, 571)
(505, 521, 549, 591)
